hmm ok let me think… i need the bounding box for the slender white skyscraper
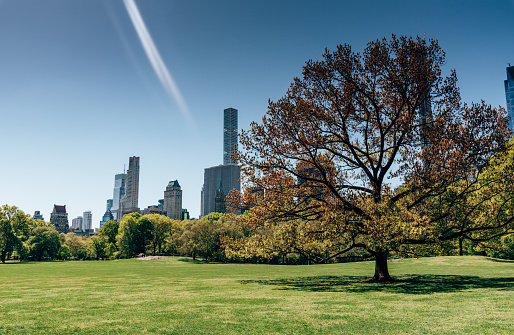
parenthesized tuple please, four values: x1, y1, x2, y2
(82, 211, 92, 232)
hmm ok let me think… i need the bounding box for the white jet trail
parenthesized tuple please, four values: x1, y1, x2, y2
(123, 0, 192, 124)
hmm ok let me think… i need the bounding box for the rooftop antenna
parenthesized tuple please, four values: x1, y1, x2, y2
(124, 164, 126, 174)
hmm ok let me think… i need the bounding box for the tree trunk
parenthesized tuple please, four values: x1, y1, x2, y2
(371, 251, 394, 282)
(458, 237, 463, 256)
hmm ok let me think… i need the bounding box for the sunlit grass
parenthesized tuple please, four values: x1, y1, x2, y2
(0, 256, 513, 334)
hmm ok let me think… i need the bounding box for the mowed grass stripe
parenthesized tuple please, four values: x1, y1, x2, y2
(1, 256, 513, 334)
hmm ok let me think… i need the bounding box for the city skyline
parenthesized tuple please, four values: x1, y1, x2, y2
(0, 0, 513, 227)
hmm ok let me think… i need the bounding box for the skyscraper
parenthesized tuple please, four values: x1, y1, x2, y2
(71, 216, 83, 230)
(50, 205, 69, 233)
(119, 156, 140, 218)
(164, 180, 182, 220)
(100, 200, 114, 229)
(223, 107, 238, 165)
(181, 209, 190, 220)
(201, 164, 240, 217)
(82, 211, 92, 232)
(202, 107, 241, 217)
(505, 65, 514, 129)
(214, 182, 226, 213)
(111, 173, 126, 221)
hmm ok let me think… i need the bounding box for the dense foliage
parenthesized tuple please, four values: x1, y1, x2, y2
(225, 35, 514, 281)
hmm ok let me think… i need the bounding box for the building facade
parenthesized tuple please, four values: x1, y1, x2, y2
(50, 205, 69, 233)
(100, 200, 114, 229)
(119, 156, 140, 218)
(82, 211, 92, 231)
(182, 209, 190, 220)
(71, 216, 83, 230)
(164, 180, 182, 220)
(111, 173, 126, 221)
(33, 211, 44, 221)
(505, 65, 514, 129)
(214, 183, 226, 213)
(201, 164, 240, 217)
(223, 107, 238, 165)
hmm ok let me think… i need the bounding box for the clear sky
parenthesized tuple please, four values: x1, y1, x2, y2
(1, 0, 513, 227)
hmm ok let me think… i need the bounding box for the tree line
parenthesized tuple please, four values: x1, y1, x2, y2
(0, 208, 245, 262)
(1, 203, 513, 264)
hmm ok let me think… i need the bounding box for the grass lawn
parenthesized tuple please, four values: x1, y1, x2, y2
(0, 256, 513, 334)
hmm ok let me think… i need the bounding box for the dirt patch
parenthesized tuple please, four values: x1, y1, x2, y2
(137, 256, 168, 261)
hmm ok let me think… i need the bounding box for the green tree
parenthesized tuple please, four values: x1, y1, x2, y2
(135, 216, 153, 255)
(89, 236, 107, 260)
(28, 226, 61, 261)
(58, 245, 71, 260)
(144, 214, 173, 255)
(64, 232, 88, 259)
(99, 220, 119, 246)
(486, 235, 514, 259)
(104, 242, 117, 259)
(0, 205, 31, 263)
(117, 213, 144, 258)
(228, 35, 512, 281)
(175, 214, 243, 262)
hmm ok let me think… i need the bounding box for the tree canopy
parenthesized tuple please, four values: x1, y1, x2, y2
(227, 35, 513, 281)
(0, 205, 32, 263)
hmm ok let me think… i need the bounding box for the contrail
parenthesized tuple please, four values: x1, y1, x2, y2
(123, 0, 193, 125)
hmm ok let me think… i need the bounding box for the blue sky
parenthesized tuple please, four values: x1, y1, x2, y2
(0, 0, 513, 226)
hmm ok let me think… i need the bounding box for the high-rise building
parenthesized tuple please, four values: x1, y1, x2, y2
(505, 65, 514, 129)
(82, 211, 92, 231)
(223, 107, 238, 165)
(119, 156, 140, 218)
(201, 107, 241, 217)
(111, 173, 126, 221)
(33, 211, 44, 221)
(106, 199, 113, 211)
(50, 205, 69, 233)
(181, 209, 190, 220)
(214, 182, 226, 213)
(200, 186, 204, 218)
(72, 216, 83, 230)
(164, 180, 182, 220)
(201, 164, 240, 217)
(100, 200, 114, 229)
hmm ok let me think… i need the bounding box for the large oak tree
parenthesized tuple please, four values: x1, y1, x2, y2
(227, 36, 514, 281)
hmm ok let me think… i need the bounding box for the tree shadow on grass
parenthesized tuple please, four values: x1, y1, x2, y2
(241, 275, 514, 294)
(177, 257, 207, 264)
(488, 258, 514, 263)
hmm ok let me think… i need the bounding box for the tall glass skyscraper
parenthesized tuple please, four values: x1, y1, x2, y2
(223, 107, 238, 165)
(505, 65, 514, 129)
(111, 173, 126, 221)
